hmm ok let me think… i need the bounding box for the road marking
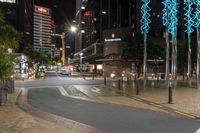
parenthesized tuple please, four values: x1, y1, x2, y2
(56, 73, 63, 80)
(28, 86, 58, 89)
(195, 128, 200, 133)
(57, 86, 69, 96)
(91, 87, 100, 93)
(175, 111, 196, 119)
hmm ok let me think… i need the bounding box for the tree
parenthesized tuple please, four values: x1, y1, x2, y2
(0, 24, 21, 49)
(23, 45, 50, 66)
(0, 12, 21, 83)
(122, 33, 165, 78)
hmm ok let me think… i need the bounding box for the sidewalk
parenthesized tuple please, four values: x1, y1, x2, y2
(137, 83, 200, 118)
(0, 88, 70, 133)
(100, 80, 200, 119)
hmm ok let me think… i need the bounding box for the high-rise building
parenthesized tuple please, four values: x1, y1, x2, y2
(0, 0, 17, 27)
(33, 5, 54, 51)
(0, 0, 34, 52)
(16, 0, 34, 52)
(75, 0, 136, 52)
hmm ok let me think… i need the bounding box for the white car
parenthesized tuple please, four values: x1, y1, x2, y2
(60, 69, 69, 75)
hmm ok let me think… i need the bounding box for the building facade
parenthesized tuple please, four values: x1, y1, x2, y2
(33, 5, 54, 51)
(16, 0, 34, 52)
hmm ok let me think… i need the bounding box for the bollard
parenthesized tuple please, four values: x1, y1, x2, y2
(118, 79, 121, 89)
(127, 77, 129, 84)
(92, 73, 94, 80)
(11, 79, 14, 93)
(168, 81, 173, 104)
(104, 76, 106, 85)
(135, 76, 139, 95)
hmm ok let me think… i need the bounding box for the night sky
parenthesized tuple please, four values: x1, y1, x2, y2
(34, 0, 75, 26)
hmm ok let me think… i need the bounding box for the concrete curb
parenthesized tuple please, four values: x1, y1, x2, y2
(17, 88, 108, 133)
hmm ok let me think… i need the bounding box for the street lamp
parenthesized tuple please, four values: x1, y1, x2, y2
(61, 25, 77, 66)
(79, 53, 83, 72)
(61, 33, 65, 65)
(70, 26, 77, 33)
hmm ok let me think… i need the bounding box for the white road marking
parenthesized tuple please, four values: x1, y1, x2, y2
(56, 73, 63, 80)
(57, 86, 69, 96)
(91, 87, 100, 93)
(195, 128, 200, 133)
(28, 86, 69, 97)
(28, 86, 58, 89)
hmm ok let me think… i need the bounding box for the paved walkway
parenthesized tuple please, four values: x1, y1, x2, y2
(101, 79, 200, 119)
(0, 88, 70, 133)
(137, 84, 200, 118)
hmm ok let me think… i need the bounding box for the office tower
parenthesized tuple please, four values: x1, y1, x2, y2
(33, 5, 54, 51)
(16, 0, 34, 52)
(0, 0, 16, 26)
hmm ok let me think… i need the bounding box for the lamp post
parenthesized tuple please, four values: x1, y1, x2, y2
(79, 53, 83, 72)
(61, 32, 65, 65)
(59, 25, 77, 66)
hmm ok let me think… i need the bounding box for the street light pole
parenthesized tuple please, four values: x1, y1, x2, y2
(79, 53, 83, 73)
(53, 25, 77, 66)
(61, 32, 65, 66)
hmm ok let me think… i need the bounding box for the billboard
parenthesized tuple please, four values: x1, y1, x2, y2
(0, 0, 15, 3)
(35, 5, 50, 15)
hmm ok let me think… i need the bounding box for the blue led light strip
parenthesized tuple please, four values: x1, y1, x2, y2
(168, 0, 178, 37)
(162, 0, 170, 27)
(196, 0, 200, 28)
(184, 0, 195, 33)
(140, 0, 151, 34)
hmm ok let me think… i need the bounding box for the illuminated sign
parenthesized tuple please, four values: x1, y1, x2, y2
(0, 0, 15, 3)
(104, 38, 122, 42)
(84, 11, 93, 17)
(35, 5, 49, 15)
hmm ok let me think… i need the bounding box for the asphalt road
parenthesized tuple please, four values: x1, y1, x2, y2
(16, 71, 200, 133)
(15, 71, 104, 88)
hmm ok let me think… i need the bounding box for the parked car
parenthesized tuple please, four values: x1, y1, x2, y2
(60, 69, 69, 75)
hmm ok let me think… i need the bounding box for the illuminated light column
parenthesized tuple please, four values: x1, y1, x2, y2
(195, 0, 200, 87)
(184, 0, 195, 79)
(162, 0, 170, 81)
(168, 0, 178, 80)
(140, 0, 151, 86)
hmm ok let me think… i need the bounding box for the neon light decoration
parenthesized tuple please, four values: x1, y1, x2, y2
(162, 0, 170, 28)
(140, 0, 151, 34)
(196, 0, 200, 28)
(184, 0, 195, 34)
(168, 0, 178, 37)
